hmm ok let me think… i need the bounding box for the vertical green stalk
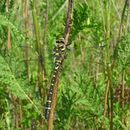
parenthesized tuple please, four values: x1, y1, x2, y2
(31, 0, 40, 51)
(31, 0, 46, 127)
(5, 99, 11, 130)
(103, 0, 113, 129)
(31, 0, 46, 78)
(24, 0, 31, 81)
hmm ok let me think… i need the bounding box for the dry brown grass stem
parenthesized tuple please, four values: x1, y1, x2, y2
(47, 0, 74, 130)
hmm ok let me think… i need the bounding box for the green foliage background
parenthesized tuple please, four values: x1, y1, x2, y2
(0, 0, 130, 129)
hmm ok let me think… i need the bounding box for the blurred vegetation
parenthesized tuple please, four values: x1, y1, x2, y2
(0, 0, 130, 130)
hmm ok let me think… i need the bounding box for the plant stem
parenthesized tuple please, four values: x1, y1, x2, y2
(6, 0, 11, 51)
(24, 0, 31, 81)
(112, 0, 129, 69)
(47, 0, 74, 130)
(31, 0, 46, 97)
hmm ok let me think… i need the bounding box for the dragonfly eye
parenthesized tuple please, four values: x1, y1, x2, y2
(56, 38, 64, 44)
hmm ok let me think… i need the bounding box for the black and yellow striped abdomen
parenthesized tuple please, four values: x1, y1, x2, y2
(45, 38, 66, 120)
